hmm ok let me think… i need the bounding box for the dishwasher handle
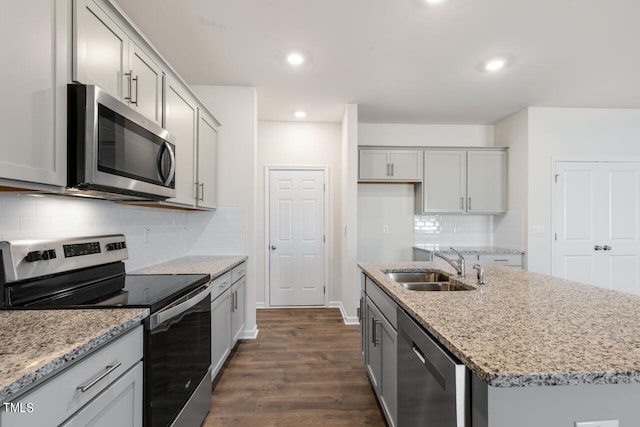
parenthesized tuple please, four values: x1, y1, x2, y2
(412, 342, 446, 390)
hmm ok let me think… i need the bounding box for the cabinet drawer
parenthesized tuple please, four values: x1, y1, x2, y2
(478, 253, 522, 267)
(231, 262, 246, 283)
(1, 326, 143, 427)
(211, 272, 232, 301)
(365, 277, 397, 330)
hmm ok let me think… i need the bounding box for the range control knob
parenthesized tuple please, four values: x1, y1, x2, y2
(25, 251, 43, 262)
(42, 249, 57, 260)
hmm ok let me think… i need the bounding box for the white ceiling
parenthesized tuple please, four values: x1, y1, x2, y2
(116, 0, 640, 124)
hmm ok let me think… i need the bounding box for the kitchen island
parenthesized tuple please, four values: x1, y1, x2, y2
(359, 259, 640, 426)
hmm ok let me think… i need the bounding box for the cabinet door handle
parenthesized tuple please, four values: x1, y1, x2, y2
(132, 75, 139, 105)
(77, 361, 122, 392)
(124, 70, 133, 101)
(234, 290, 238, 310)
(468, 197, 472, 210)
(390, 163, 394, 176)
(460, 197, 464, 210)
(371, 317, 376, 346)
(386, 163, 390, 176)
(199, 183, 205, 201)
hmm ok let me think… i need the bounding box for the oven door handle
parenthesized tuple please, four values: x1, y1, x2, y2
(150, 282, 211, 329)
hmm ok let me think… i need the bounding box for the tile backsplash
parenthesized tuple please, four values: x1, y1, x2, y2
(0, 193, 245, 271)
(414, 214, 494, 246)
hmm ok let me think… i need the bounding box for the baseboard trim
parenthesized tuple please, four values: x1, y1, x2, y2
(239, 325, 259, 340)
(329, 301, 360, 325)
(256, 302, 266, 309)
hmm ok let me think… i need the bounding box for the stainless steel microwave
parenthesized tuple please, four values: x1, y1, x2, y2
(67, 84, 176, 200)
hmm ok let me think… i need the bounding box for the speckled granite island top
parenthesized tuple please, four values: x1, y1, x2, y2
(359, 260, 640, 388)
(0, 308, 148, 403)
(132, 255, 247, 278)
(413, 244, 524, 254)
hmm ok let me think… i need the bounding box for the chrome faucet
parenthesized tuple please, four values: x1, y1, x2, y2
(433, 247, 465, 278)
(473, 264, 485, 285)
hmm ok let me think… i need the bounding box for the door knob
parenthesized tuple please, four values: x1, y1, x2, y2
(270, 245, 277, 250)
(603, 245, 612, 251)
(594, 245, 603, 251)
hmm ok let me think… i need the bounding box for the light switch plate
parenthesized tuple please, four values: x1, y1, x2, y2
(575, 420, 618, 427)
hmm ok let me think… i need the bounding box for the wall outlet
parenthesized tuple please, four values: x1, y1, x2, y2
(575, 420, 618, 427)
(383, 225, 389, 234)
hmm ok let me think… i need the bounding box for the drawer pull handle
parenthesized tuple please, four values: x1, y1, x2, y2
(494, 259, 509, 262)
(77, 361, 122, 392)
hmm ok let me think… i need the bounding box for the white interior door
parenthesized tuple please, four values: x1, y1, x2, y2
(553, 161, 640, 294)
(269, 169, 326, 306)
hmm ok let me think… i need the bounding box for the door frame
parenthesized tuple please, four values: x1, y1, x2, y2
(264, 165, 330, 308)
(550, 156, 640, 277)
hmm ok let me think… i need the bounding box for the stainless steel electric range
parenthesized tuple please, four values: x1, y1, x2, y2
(0, 234, 212, 427)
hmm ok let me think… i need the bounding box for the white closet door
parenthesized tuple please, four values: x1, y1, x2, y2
(269, 169, 325, 306)
(553, 161, 640, 294)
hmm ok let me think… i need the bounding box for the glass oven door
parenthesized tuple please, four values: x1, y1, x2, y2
(147, 284, 211, 427)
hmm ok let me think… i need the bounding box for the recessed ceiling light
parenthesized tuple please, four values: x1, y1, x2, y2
(286, 52, 305, 66)
(425, 0, 448, 4)
(294, 111, 307, 119)
(484, 58, 506, 72)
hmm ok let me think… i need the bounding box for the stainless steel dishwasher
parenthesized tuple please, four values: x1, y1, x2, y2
(397, 307, 469, 427)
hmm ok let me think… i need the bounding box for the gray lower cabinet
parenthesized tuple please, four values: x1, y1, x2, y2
(1, 326, 143, 427)
(363, 277, 397, 427)
(210, 261, 247, 381)
(211, 287, 232, 380)
(231, 276, 246, 346)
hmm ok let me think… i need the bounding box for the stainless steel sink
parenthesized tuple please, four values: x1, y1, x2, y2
(385, 271, 472, 291)
(400, 282, 471, 291)
(386, 271, 451, 283)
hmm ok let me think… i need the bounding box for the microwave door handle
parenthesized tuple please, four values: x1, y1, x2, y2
(156, 143, 167, 183)
(163, 141, 176, 186)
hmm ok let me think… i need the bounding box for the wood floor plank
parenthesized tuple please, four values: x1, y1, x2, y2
(203, 308, 386, 426)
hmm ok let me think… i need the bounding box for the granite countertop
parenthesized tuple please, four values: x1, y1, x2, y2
(133, 255, 247, 278)
(0, 308, 148, 403)
(359, 259, 640, 388)
(413, 244, 524, 254)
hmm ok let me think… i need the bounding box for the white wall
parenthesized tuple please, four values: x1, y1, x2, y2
(359, 123, 494, 147)
(341, 105, 359, 323)
(191, 85, 258, 336)
(256, 121, 342, 308)
(357, 184, 415, 262)
(0, 193, 189, 271)
(494, 109, 528, 264)
(528, 107, 640, 274)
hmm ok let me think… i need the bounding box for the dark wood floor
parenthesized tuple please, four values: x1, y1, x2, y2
(203, 308, 386, 426)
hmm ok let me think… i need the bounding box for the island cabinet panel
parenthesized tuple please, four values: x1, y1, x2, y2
(363, 276, 398, 427)
(211, 287, 232, 380)
(0, 0, 68, 187)
(472, 374, 640, 427)
(1, 326, 143, 427)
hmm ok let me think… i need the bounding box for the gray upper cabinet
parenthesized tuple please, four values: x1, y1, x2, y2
(164, 76, 197, 206)
(416, 148, 507, 214)
(359, 149, 423, 182)
(0, 0, 69, 187)
(73, 0, 128, 99)
(74, 0, 163, 125)
(420, 150, 467, 213)
(196, 110, 219, 209)
(128, 42, 163, 125)
(466, 150, 507, 214)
